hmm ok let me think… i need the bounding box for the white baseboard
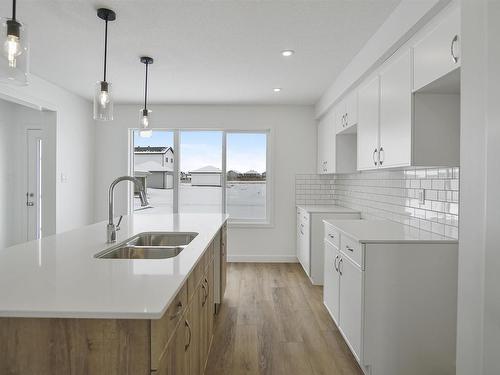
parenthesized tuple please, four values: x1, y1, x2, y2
(227, 254, 298, 263)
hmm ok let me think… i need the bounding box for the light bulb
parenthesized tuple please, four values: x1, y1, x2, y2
(4, 34, 21, 68)
(99, 90, 110, 108)
(140, 114, 149, 128)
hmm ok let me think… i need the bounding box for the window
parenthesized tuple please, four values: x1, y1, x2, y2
(179, 131, 223, 213)
(129, 129, 271, 226)
(226, 132, 269, 223)
(132, 130, 174, 214)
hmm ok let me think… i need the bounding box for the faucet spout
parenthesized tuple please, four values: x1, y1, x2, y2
(107, 176, 148, 243)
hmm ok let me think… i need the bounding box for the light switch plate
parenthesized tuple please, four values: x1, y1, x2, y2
(417, 189, 425, 204)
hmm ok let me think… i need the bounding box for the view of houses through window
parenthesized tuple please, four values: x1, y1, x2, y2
(132, 130, 269, 223)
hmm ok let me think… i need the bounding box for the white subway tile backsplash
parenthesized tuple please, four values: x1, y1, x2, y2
(296, 167, 460, 239)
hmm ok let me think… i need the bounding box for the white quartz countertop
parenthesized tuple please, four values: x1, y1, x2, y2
(297, 204, 360, 214)
(0, 213, 228, 319)
(323, 219, 458, 244)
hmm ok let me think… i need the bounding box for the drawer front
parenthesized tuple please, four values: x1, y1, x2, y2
(324, 223, 340, 248)
(151, 282, 188, 370)
(340, 234, 363, 269)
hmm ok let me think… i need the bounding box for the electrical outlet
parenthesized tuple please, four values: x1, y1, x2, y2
(417, 189, 425, 204)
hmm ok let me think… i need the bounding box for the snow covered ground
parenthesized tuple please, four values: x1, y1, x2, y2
(134, 182, 265, 219)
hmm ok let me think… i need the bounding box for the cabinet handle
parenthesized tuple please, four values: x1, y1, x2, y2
(201, 281, 207, 306)
(205, 277, 210, 303)
(345, 113, 348, 127)
(328, 233, 335, 240)
(185, 319, 192, 350)
(451, 35, 459, 63)
(334, 255, 339, 272)
(345, 245, 354, 252)
(169, 301, 183, 320)
(372, 148, 378, 166)
(339, 258, 343, 276)
(379, 147, 385, 165)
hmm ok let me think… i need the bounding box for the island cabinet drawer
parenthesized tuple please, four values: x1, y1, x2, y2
(340, 234, 363, 269)
(151, 282, 188, 370)
(324, 224, 340, 248)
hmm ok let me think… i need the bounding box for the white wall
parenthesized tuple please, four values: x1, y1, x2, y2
(94, 105, 316, 261)
(0, 75, 95, 235)
(457, 0, 500, 373)
(0, 100, 16, 249)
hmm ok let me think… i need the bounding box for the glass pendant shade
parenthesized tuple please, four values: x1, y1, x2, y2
(94, 80, 113, 121)
(0, 17, 29, 85)
(139, 109, 152, 138)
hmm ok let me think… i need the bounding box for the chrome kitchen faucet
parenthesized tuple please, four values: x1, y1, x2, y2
(107, 176, 149, 243)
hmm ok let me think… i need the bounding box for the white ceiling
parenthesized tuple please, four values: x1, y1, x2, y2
(1, 0, 400, 105)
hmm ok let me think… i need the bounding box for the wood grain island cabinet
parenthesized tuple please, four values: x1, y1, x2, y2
(0, 222, 228, 375)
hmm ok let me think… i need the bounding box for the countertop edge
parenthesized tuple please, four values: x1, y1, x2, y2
(323, 219, 458, 244)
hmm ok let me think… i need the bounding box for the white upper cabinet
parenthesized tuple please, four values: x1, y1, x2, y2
(379, 49, 412, 168)
(317, 109, 336, 174)
(357, 75, 380, 170)
(413, 6, 460, 91)
(336, 91, 358, 134)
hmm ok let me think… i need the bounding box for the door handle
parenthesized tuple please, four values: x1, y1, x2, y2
(334, 255, 339, 272)
(338, 258, 343, 276)
(372, 148, 378, 166)
(379, 147, 385, 165)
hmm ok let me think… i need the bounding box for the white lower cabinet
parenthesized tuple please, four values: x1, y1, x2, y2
(338, 255, 363, 361)
(323, 240, 340, 324)
(297, 207, 360, 285)
(323, 221, 458, 375)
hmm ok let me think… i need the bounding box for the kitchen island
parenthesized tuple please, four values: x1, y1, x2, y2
(0, 213, 228, 375)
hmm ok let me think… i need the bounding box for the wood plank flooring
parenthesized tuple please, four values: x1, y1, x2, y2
(205, 263, 363, 375)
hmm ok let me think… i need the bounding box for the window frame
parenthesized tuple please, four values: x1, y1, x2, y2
(128, 128, 273, 228)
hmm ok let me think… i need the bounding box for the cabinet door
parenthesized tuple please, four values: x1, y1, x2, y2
(379, 49, 412, 168)
(339, 256, 363, 361)
(298, 218, 310, 276)
(323, 240, 340, 324)
(335, 102, 346, 133)
(157, 316, 189, 375)
(357, 75, 380, 170)
(188, 286, 204, 375)
(413, 7, 460, 91)
(317, 119, 326, 174)
(345, 91, 358, 127)
(323, 110, 336, 173)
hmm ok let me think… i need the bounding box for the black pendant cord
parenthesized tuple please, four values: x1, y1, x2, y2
(12, 0, 16, 21)
(144, 62, 149, 111)
(103, 18, 108, 82)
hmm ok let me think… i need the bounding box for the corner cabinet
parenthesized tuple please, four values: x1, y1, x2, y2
(323, 221, 458, 375)
(317, 109, 336, 174)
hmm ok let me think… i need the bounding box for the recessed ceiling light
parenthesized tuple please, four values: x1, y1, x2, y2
(273, 88, 282, 92)
(281, 50, 295, 57)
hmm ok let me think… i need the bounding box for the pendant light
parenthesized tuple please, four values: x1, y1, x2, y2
(139, 56, 153, 138)
(94, 8, 116, 121)
(0, 0, 29, 85)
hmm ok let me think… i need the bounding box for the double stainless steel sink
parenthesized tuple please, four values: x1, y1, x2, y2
(95, 232, 198, 260)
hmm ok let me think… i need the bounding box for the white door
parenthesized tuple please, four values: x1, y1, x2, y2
(26, 129, 43, 241)
(379, 50, 412, 168)
(357, 75, 380, 170)
(413, 6, 460, 91)
(324, 240, 340, 324)
(339, 255, 363, 361)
